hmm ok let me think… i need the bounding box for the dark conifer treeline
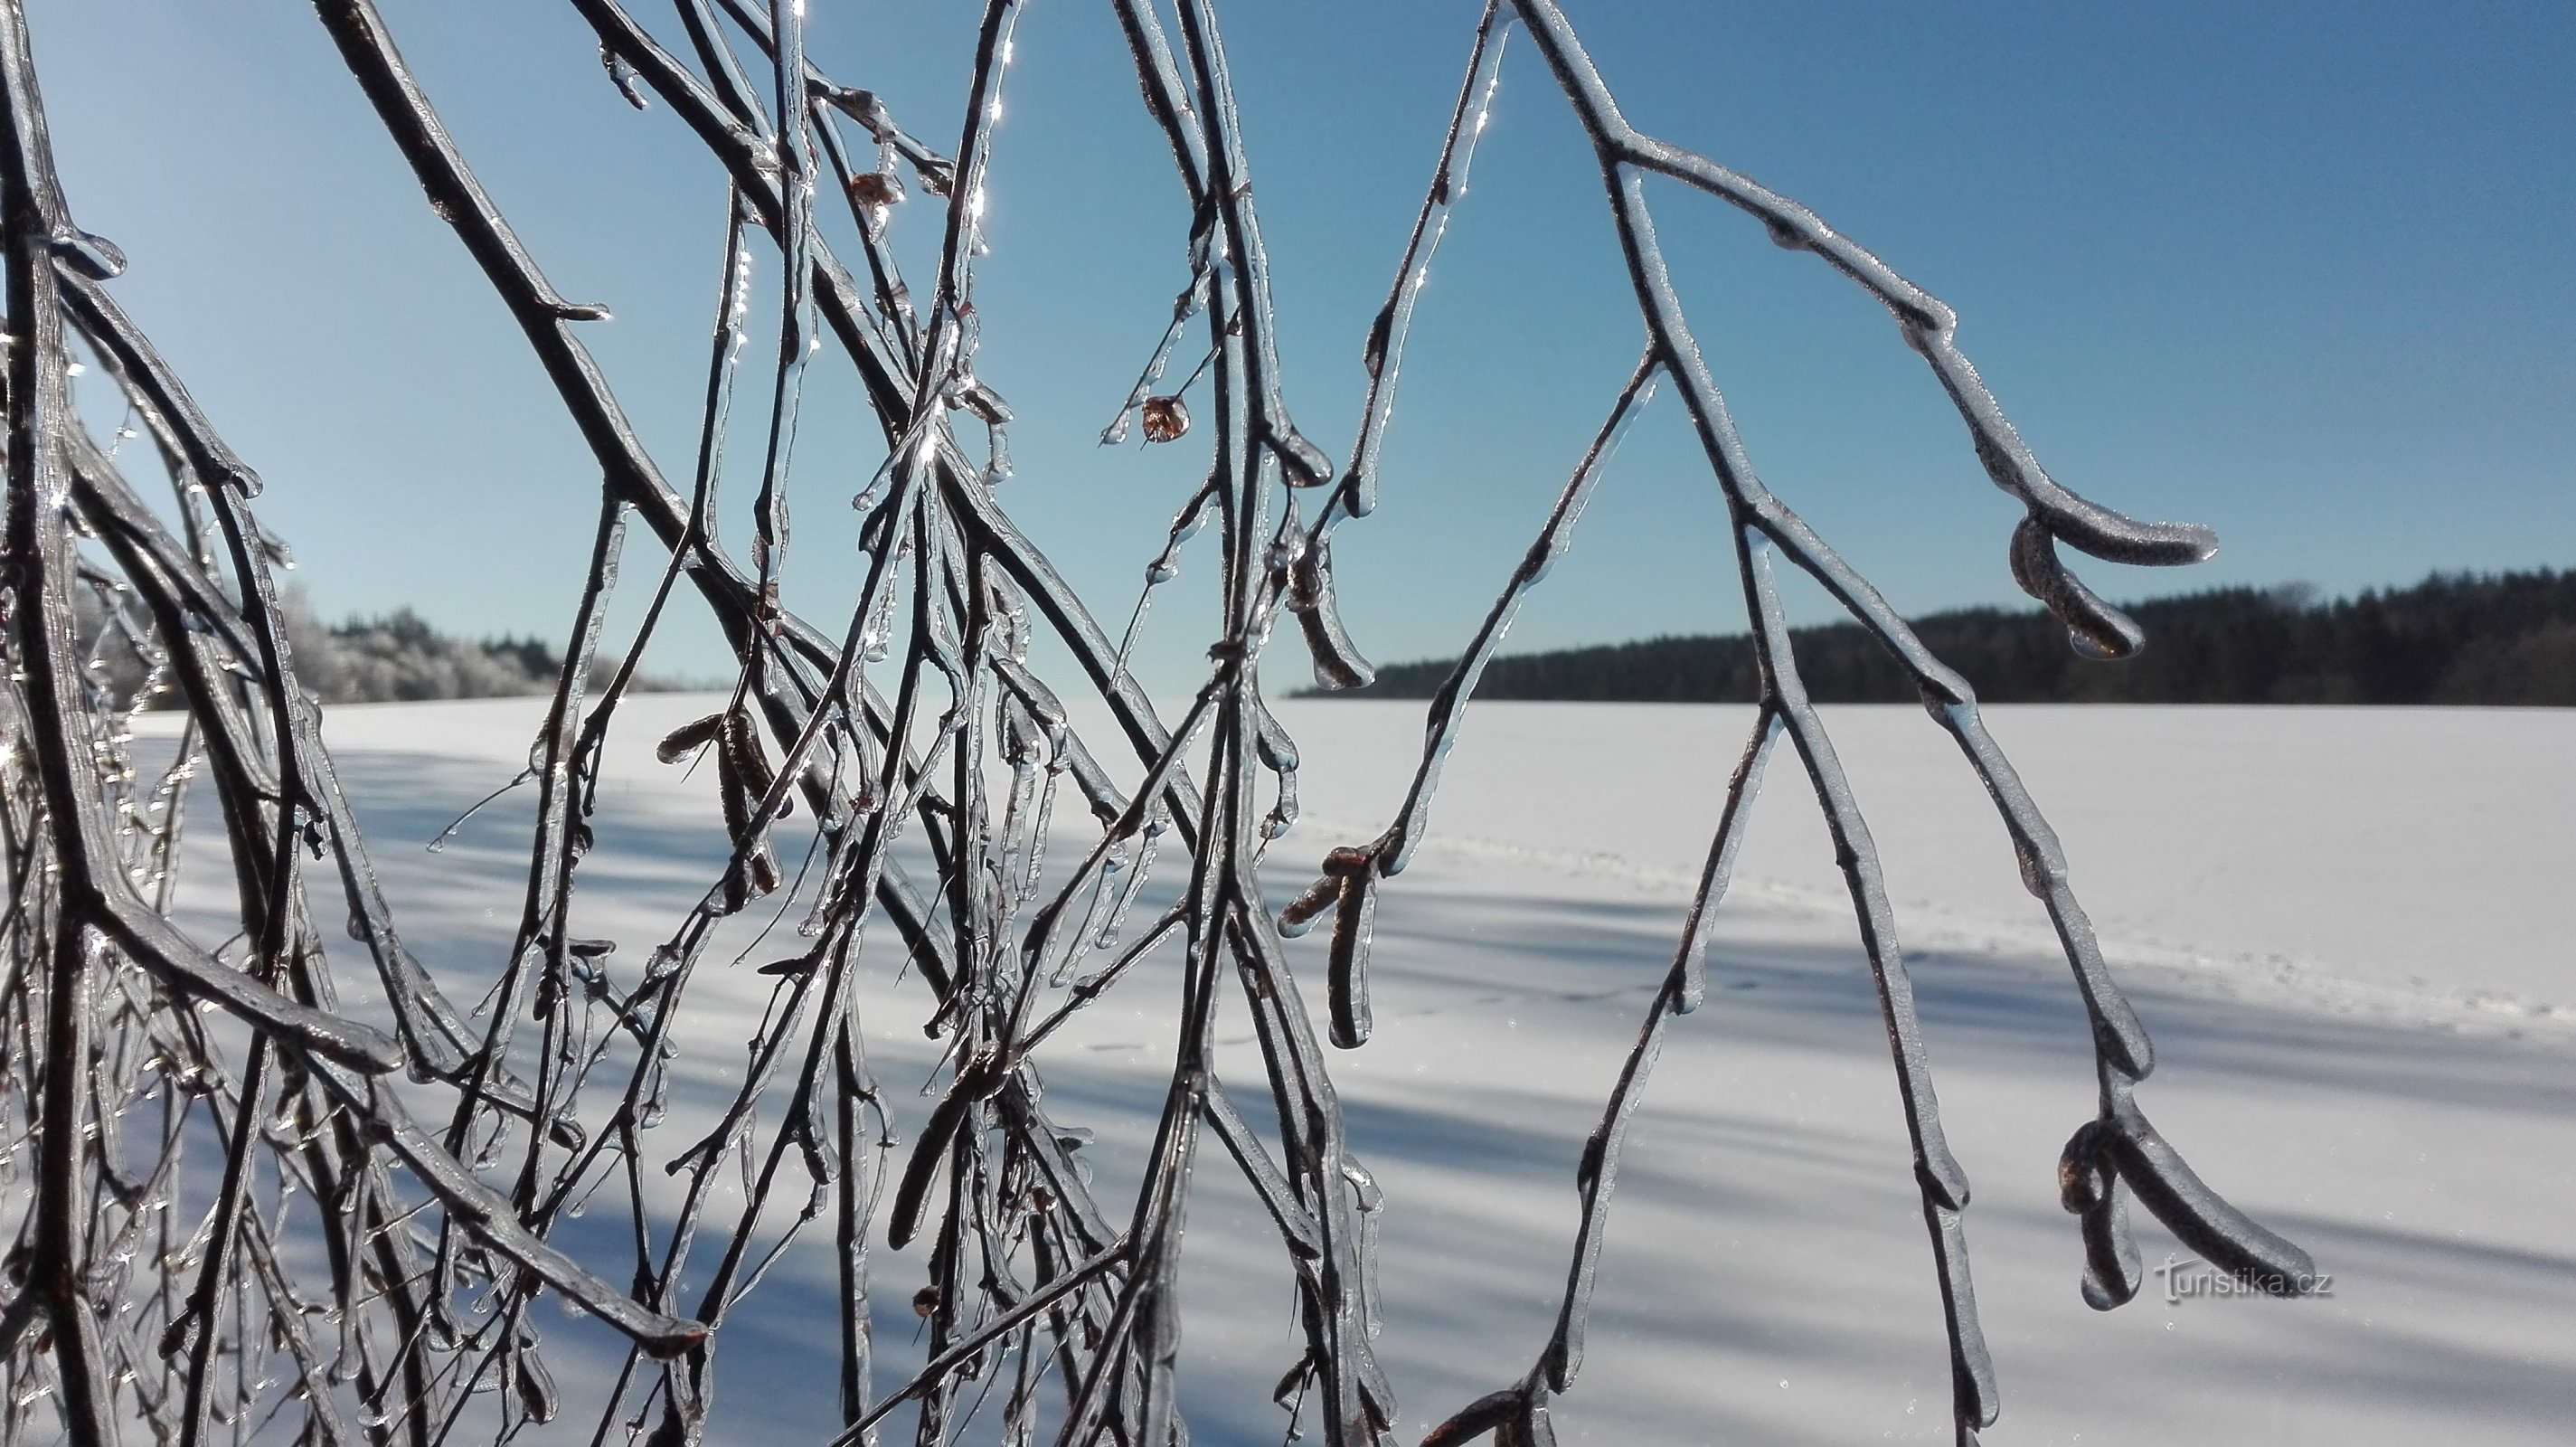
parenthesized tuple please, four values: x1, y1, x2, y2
(1326, 570, 2576, 705)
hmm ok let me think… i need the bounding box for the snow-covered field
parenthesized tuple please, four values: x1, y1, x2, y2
(154, 696, 2576, 1445)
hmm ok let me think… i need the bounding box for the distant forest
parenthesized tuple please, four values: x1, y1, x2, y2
(92, 592, 683, 707)
(1320, 569, 2576, 706)
(284, 604, 656, 705)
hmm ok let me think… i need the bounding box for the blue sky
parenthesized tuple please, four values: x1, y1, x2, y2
(24, 2, 2575, 695)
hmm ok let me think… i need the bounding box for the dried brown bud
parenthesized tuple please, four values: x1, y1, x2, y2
(1140, 395, 1190, 444)
(846, 171, 898, 209)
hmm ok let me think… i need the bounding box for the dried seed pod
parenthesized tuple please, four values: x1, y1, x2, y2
(717, 708, 779, 818)
(1271, 1357, 1313, 1408)
(1139, 394, 1189, 443)
(1326, 868, 1380, 1048)
(2103, 1102, 2317, 1293)
(889, 1084, 972, 1250)
(712, 709, 784, 911)
(655, 712, 722, 764)
(2056, 1119, 2115, 1215)
(1421, 1388, 1523, 1447)
(512, 1341, 560, 1423)
(1275, 873, 1340, 937)
(2079, 1189, 2143, 1310)
(744, 842, 781, 897)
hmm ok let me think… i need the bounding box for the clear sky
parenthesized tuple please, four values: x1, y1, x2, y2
(23, 2, 2576, 696)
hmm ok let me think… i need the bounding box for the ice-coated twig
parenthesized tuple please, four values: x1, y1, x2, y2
(1334, 0, 1514, 526)
(1279, 355, 1660, 1045)
(1375, 5, 2312, 1445)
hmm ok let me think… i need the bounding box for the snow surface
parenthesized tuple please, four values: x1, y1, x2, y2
(141, 696, 2576, 1445)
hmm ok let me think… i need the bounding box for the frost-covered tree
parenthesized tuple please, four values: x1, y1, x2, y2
(0, 4, 2313, 1446)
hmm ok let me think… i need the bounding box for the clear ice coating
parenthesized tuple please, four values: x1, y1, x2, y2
(1340, 5, 1515, 521)
(0, 3, 2299, 1447)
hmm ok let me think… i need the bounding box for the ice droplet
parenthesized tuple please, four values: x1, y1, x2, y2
(52, 230, 127, 279)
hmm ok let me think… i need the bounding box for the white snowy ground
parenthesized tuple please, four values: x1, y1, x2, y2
(148, 697, 2576, 1446)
